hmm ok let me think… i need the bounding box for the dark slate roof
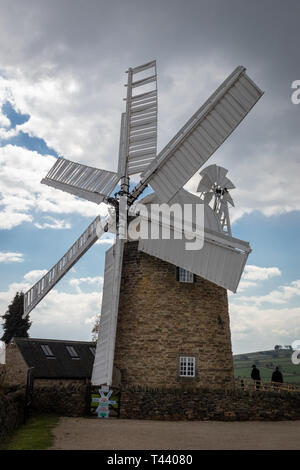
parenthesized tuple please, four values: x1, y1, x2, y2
(14, 337, 96, 379)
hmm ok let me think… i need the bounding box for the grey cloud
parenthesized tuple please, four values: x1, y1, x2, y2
(0, 0, 299, 219)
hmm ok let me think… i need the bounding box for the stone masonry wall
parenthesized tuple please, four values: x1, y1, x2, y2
(0, 390, 25, 444)
(5, 344, 28, 387)
(34, 378, 86, 387)
(31, 381, 90, 417)
(119, 387, 300, 421)
(113, 241, 234, 390)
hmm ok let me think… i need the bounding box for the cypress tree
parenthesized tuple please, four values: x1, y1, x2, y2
(1, 292, 31, 345)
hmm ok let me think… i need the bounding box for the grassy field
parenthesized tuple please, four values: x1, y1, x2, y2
(1, 414, 59, 450)
(233, 348, 300, 384)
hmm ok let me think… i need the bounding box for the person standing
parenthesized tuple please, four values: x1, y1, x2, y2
(272, 366, 283, 389)
(251, 364, 261, 390)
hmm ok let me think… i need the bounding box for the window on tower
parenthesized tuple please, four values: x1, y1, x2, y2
(179, 356, 195, 377)
(176, 267, 194, 283)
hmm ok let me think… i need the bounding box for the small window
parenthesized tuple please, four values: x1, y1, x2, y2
(41, 344, 55, 358)
(89, 347, 96, 357)
(66, 345, 80, 359)
(177, 268, 194, 283)
(179, 356, 195, 377)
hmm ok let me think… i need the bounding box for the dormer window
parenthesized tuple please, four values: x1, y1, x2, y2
(66, 345, 80, 359)
(41, 344, 55, 358)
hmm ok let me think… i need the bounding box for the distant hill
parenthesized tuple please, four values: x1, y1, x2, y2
(233, 349, 300, 384)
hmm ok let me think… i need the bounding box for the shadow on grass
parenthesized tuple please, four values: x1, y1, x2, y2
(1, 413, 60, 450)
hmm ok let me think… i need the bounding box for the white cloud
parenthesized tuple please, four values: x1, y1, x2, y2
(1, 53, 299, 227)
(230, 302, 300, 354)
(0, 281, 31, 315)
(187, 142, 300, 224)
(0, 113, 10, 128)
(95, 238, 115, 246)
(0, 210, 33, 230)
(0, 66, 120, 170)
(242, 265, 282, 281)
(69, 276, 103, 293)
(0, 275, 102, 342)
(27, 289, 102, 341)
(236, 280, 258, 292)
(0, 145, 108, 230)
(0, 1, 299, 228)
(34, 216, 71, 230)
(24, 269, 48, 283)
(237, 280, 300, 306)
(84, 315, 98, 326)
(0, 251, 24, 263)
(234, 265, 282, 292)
(229, 273, 300, 353)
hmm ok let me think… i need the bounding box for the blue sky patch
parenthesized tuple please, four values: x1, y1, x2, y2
(1, 101, 59, 157)
(2, 101, 30, 128)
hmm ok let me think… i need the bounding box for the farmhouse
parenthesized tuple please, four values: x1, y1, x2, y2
(5, 337, 96, 387)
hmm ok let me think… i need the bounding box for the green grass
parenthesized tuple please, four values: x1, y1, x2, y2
(1, 414, 60, 450)
(233, 349, 300, 384)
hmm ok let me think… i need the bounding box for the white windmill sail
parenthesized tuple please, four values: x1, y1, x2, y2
(138, 223, 250, 293)
(117, 113, 127, 175)
(92, 237, 124, 386)
(124, 60, 158, 176)
(41, 158, 120, 204)
(92, 173, 127, 386)
(132, 188, 249, 293)
(23, 216, 103, 317)
(131, 66, 263, 203)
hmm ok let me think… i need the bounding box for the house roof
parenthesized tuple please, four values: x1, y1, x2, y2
(14, 337, 96, 379)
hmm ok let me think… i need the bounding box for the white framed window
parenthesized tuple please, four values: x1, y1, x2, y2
(179, 356, 195, 377)
(177, 267, 194, 283)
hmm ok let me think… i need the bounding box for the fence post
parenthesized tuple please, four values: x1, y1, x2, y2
(117, 388, 121, 418)
(24, 367, 35, 423)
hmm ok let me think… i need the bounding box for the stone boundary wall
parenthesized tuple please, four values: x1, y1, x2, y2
(0, 382, 90, 444)
(32, 383, 90, 417)
(119, 386, 300, 421)
(0, 389, 25, 444)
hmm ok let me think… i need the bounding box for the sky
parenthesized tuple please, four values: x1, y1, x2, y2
(0, 0, 300, 356)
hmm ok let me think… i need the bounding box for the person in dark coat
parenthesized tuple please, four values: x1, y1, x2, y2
(251, 364, 261, 389)
(272, 367, 283, 386)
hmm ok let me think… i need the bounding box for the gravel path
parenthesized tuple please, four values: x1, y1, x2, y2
(49, 417, 300, 450)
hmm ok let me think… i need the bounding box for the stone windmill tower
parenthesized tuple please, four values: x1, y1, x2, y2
(23, 60, 263, 390)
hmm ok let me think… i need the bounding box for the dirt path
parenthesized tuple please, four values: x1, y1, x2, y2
(49, 417, 300, 450)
